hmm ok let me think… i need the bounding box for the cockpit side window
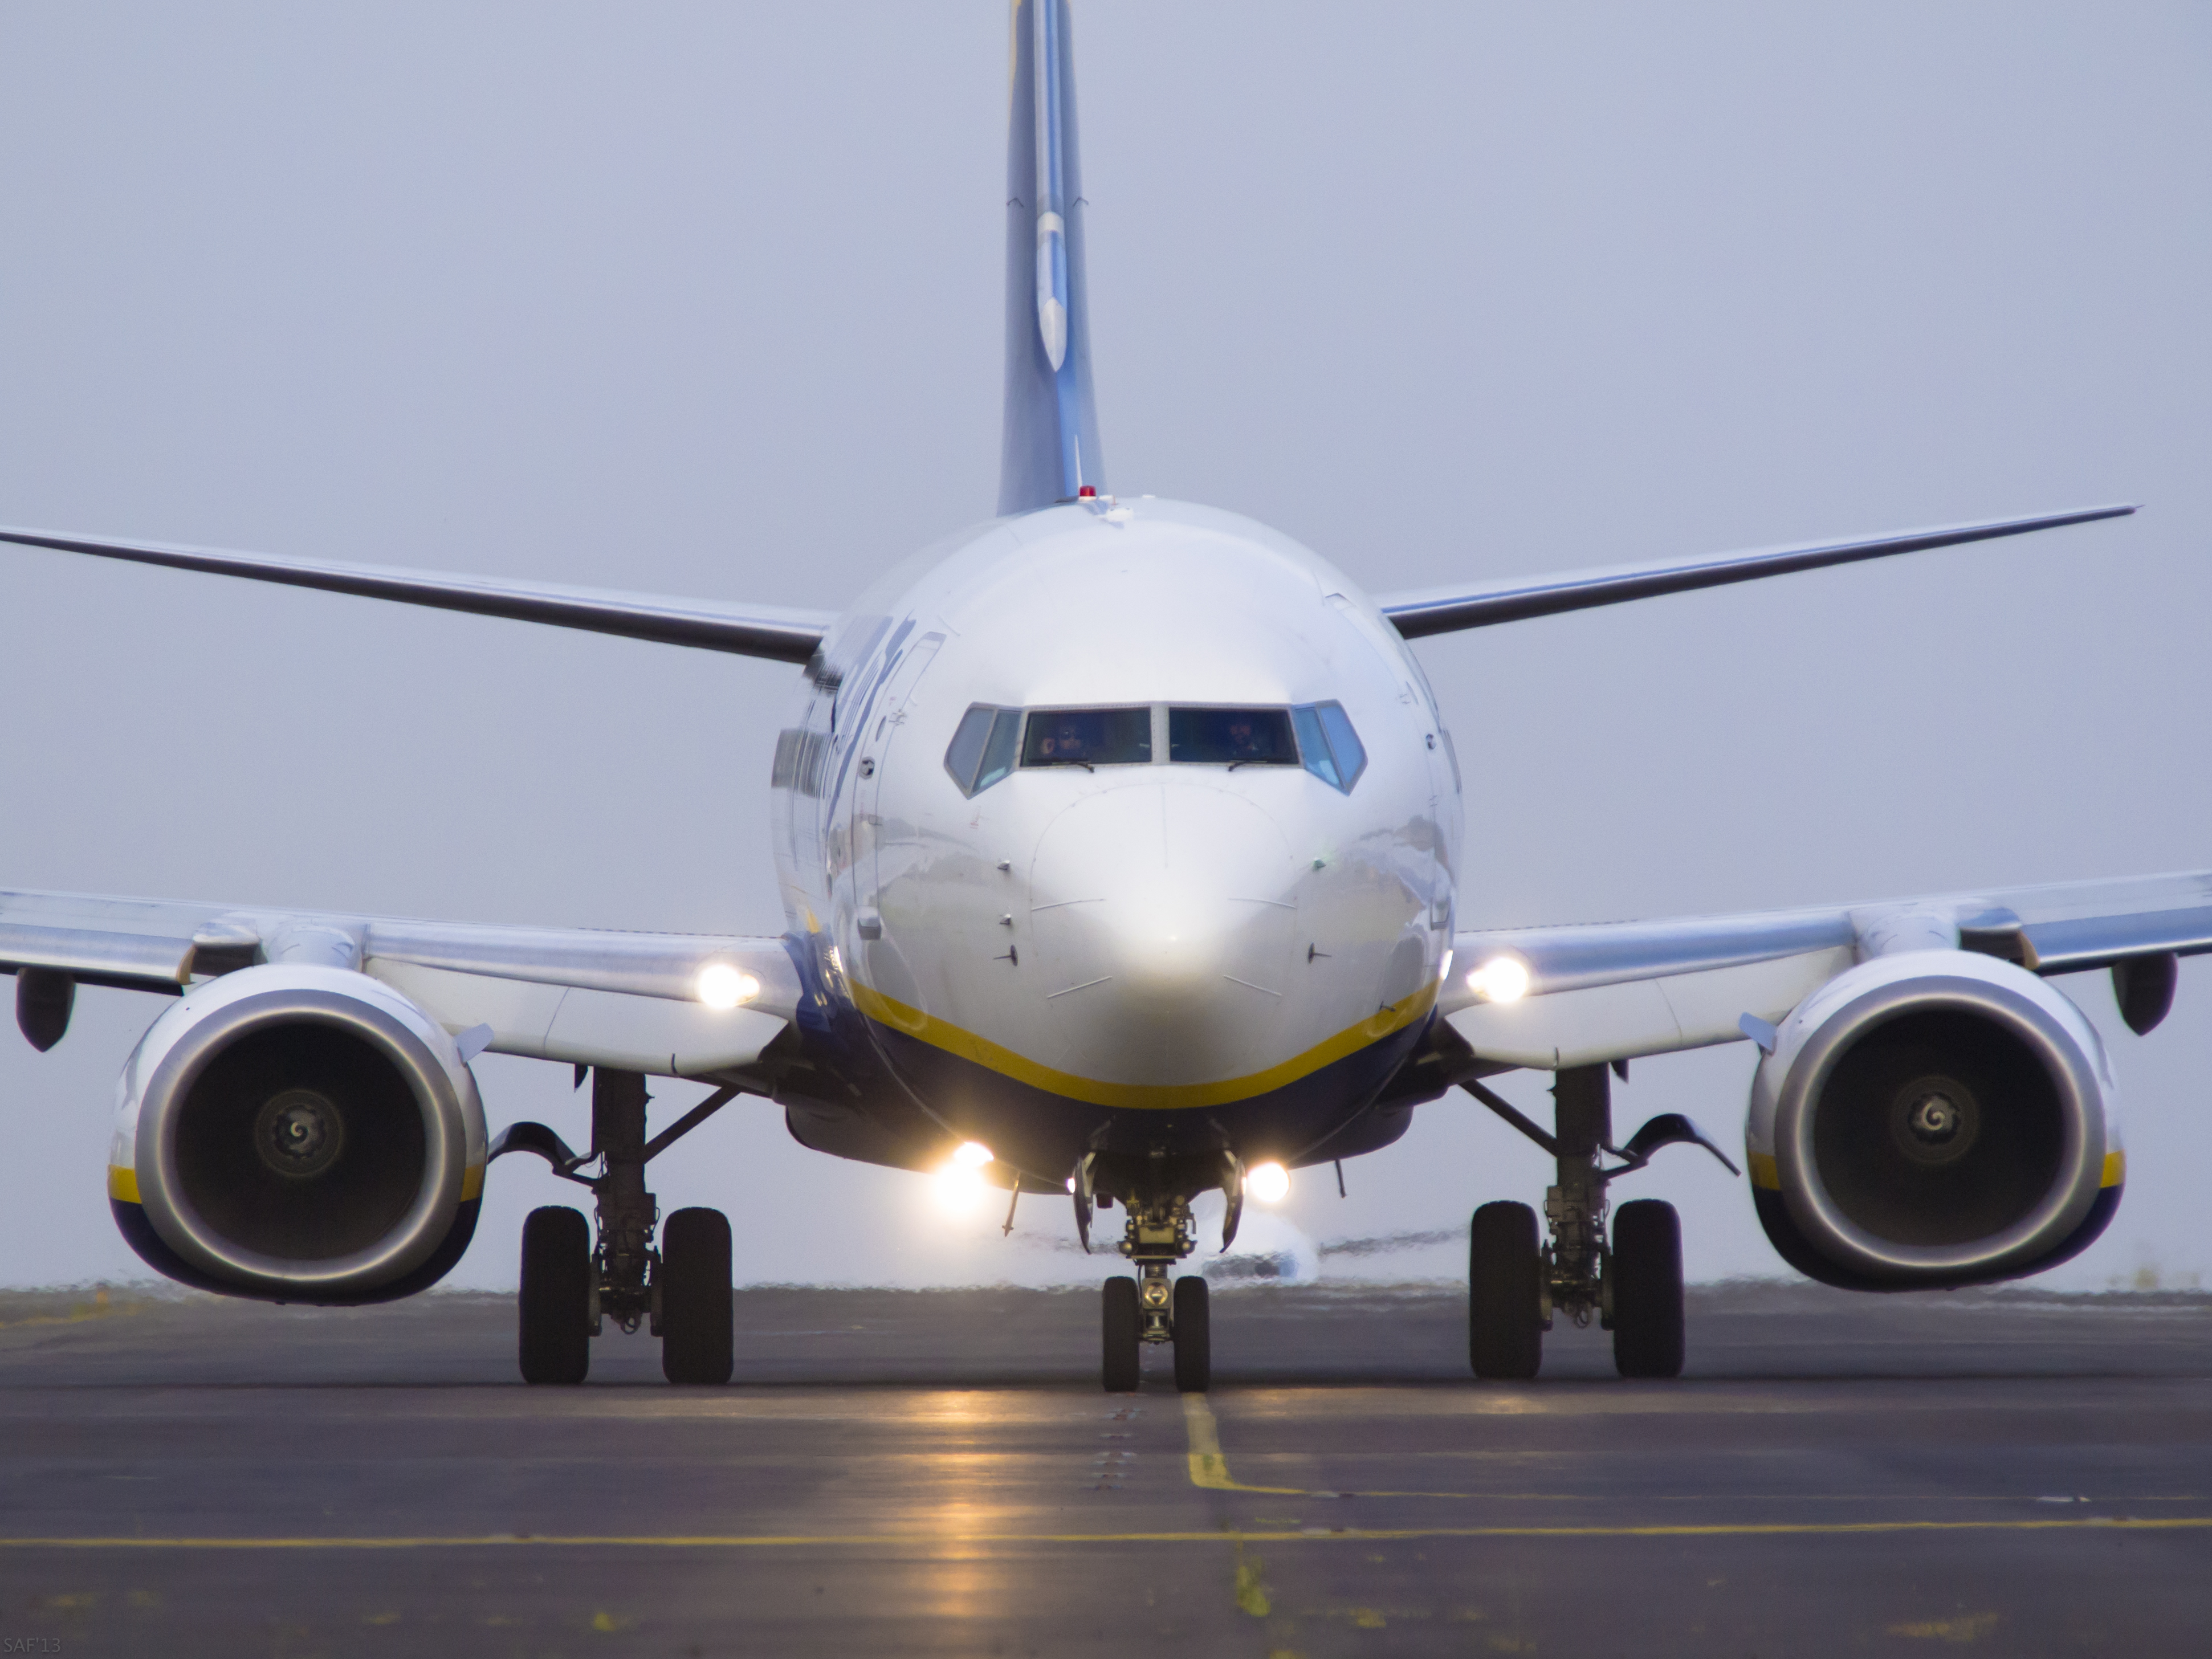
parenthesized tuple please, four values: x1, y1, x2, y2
(1290, 706, 1337, 787)
(1021, 706, 1152, 768)
(1168, 707, 1297, 767)
(944, 704, 1024, 796)
(1293, 701, 1367, 793)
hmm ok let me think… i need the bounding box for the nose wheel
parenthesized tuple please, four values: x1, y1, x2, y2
(1171, 1275, 1211, 1392)
(1101, 1270, 1211, 1392)
(1102, 1277, 1140, 1391)
(1097, 1185, 1213, 1392)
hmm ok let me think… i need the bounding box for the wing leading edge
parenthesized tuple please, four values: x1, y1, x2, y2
(1376, 504, 2136, 639)
(0, 525, 835, 665)
(0, 887, 801, 1079)
(1444, 869, 2212, 1071)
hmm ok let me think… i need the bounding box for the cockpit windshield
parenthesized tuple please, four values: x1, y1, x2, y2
(1020, 707, 1152, 768)
(944, 699, 1367, 795)
(1168, 707, 1297, 767)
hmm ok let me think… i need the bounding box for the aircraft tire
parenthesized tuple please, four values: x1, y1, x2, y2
(1172, 1275, 1211, 1393)
(1102, 1277, 1141, 1392)
(1469, 1200, 1543, 1380)
(519, 1206, 592, 1385)
(1611, 1199, 1685, 1379)
(659, 1206, 735, 1386)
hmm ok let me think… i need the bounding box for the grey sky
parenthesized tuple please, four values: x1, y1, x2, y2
(1, 4, 2206, 1291)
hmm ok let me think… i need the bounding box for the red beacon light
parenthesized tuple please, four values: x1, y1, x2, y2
(1076, 485, 1097, 499)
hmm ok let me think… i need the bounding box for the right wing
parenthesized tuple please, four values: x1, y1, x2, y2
(0, 887, 804, 1079)
(1374, 505, 2134, 639)
(1443, 870, 2212, 1071)
(0, 525, 836, 665)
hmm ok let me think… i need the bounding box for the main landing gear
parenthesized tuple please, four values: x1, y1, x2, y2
(1082, 1157, 1224, 1393)
(1461, 1063, 1737, 1381)
(492, 1068, 740, 1386)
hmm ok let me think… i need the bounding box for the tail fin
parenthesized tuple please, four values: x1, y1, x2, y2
(997, 0, 1106, 515)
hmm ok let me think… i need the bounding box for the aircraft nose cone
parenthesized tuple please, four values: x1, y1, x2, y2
(1029, 783, 1300, 1086)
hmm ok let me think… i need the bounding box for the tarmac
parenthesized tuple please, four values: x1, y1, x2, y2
(1, 1278, 2207, 1656)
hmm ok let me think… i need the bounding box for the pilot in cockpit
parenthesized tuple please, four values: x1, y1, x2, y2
(1037, 714, 1091, 762)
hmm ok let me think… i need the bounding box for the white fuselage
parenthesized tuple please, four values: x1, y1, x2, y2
(769, 498, 1465, 1181)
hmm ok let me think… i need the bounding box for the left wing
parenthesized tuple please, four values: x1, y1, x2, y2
(1375, 505, 2134, 639)
(0, 525, 836, 664)
(0, 887, 801, 1078)
(1444, 869, 2212, 1071)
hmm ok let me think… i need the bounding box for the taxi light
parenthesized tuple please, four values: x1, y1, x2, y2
(1467, 956, 1530, 1005)
(696, 963, 759, 1010)
(1248, 1161, 1290, 1204)
(935, 1159, 989, 1212)
(954, 1140, 994, 1167)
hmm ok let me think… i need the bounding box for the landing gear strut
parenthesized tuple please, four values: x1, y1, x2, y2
(1093, 1177, 1213, 1393)
(1463, 1065, 1733, 1381)
(495, 1069, 739, 1386)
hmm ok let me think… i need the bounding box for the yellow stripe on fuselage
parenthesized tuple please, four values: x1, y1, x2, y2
(849, 977, 1440, 1111)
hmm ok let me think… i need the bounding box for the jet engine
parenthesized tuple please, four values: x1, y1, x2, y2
(1746, 949, 2120, 1290)
(109, 965, 487, 1304)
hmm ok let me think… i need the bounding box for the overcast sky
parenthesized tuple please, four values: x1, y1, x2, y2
(1, 4, 2207, 1294)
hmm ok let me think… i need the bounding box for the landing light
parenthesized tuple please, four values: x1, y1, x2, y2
(954, 1141, 995, 1167)
(696, 963, 760, 1010)
(935, 1161, 988, 1210)
(1248, 1161, 1290, 1204)
(1467, 956, 1530, 1005)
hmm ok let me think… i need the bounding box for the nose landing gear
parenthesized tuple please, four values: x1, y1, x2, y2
(1462, 1064, 1735, 1381)
(1094, 1185, 1212, 1393)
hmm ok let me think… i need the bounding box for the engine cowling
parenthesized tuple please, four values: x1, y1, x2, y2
(109, 965, 487, 1304)
(1746, 949, 2121, 1290)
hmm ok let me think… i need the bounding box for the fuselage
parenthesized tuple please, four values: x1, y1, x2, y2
(769, 498, 1466, 1184)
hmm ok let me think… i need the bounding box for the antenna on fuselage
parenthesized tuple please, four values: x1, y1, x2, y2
(997, 0, 1106, 515)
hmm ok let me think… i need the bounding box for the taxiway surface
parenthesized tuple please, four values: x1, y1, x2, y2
(1, 1280, 2206, 1655)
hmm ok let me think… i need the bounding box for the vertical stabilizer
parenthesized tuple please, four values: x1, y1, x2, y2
(998, 0, 1106, 515)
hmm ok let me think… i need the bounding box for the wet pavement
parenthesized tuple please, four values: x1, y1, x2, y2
(0, 1279, 2206, 1654)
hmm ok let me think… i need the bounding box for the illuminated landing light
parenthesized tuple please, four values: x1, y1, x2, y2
(935, 1161, 988, 1211)
(1248, 1161, 1290, 1204)
(931, 1142, 997, 1213)
(1467, 956, 1530, 1005)
(696, 963, 760, 1010)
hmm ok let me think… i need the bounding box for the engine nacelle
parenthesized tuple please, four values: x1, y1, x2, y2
(108, 965, 487, 1304)
(1746, 949, 2121, 1290)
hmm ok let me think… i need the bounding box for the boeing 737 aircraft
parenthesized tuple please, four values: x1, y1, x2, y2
(0, 5, 2189, 1392)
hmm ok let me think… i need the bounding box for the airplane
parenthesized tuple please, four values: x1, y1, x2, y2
(0, 2, 2190, 1393)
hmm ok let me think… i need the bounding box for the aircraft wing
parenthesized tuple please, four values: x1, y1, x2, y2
(1442, 869, 2212, 1070)
(1374, 505, 2134, 639)
(0, 887, 802, 1079)
(0, 525, 836, 665)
